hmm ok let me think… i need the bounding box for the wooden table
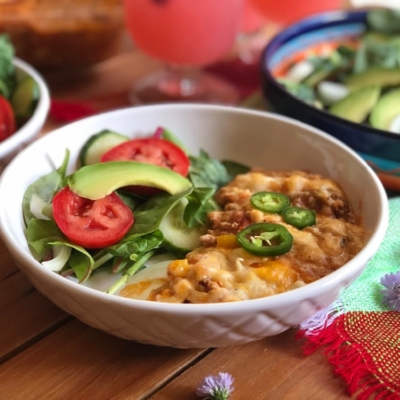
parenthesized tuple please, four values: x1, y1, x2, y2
(0, 42, 354, 400)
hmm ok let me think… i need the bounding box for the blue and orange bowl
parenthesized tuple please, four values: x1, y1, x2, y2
(260, 9, 400, 190)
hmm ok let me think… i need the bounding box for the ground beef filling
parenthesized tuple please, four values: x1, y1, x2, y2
(135, 169, 366, 303)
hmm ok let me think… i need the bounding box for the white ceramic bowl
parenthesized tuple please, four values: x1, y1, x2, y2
(0, 104, 388, 348)
(0, 58, 50, 171)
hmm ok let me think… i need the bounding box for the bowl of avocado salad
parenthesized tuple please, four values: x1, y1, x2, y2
(261, 8, 400, 181)
(0, 35, 50, 169)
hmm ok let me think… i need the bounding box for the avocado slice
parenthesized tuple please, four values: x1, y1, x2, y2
(68, 161, 193, 200)
(363, 31, 391, 43)
(345, 67, 400, 91)
(11, 76, 40, 118)
(329, 85, 381, 123)
(370, 88, 400, 131)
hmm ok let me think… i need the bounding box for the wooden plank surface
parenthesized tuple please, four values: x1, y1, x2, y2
(152, 329, 351, 400)
(0, 240, 68, 363)
(0, 319, 208, 400)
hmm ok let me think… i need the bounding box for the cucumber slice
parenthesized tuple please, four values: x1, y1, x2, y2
(329, 85, 380, 123)
(161, 128, 190, 154)
(11, 76, 39, 118)
(79, 130, 129, 166)
(159, 198, 204, 257)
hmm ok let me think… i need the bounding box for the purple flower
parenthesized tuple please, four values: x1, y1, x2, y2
(380, 271, 400, 311)
(196, 372, 234, 400)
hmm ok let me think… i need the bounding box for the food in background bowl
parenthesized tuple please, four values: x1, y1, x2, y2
(0, 105, 388, 348)
(273, 9, 400, 132)
(0, 36, 50, 170)
(261, 9, 400, 174)
(0, 35, 40, 143)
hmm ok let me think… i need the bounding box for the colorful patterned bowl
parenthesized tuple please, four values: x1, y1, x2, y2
(260, 10, 400, 189)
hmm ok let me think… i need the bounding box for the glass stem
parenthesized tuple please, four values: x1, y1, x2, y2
(159, 64, 205, 97)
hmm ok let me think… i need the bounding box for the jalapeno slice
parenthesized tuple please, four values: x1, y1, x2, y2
(250, 192, 290, 213)
(237, 223, 293, 257)
(282, 206, 316, 229)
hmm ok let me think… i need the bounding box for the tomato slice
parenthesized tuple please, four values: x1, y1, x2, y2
(100, 138, 190, 196)
(101, 137, 189, 174)
(0, 96, 16, 142)
(53, 186, 134, 249)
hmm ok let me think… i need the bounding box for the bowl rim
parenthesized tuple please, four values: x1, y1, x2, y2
(0, 103, 390, 314)
(0, 57, 51, 159)
(261, 9, 400, 142)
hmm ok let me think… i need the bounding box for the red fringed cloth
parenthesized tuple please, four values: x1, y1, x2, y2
(297, 198, 400, 399)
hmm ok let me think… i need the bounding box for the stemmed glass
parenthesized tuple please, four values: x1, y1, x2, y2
(123, 0, 244, 105)
(237, 0, 268, 65)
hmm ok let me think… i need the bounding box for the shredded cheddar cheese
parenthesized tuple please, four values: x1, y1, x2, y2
(121, 169, 366, 304)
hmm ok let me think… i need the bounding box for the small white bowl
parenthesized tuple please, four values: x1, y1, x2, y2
(0, 104, 388, 348)
(0, 58, 50, 171)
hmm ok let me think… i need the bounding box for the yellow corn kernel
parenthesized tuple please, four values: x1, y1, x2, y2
(216, 234, 239, 249)
(252, 261, 299, 291)
(168, 259, 189, 277)
(173, 278, 193, 298)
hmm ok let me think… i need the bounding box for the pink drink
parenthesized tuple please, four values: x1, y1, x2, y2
(124, 0, 243, 66)
(249, 0, 342, 25)
(240, 1, 266, 34)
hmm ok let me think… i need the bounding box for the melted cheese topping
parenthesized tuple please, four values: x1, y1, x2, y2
(121, 169, 366, 304)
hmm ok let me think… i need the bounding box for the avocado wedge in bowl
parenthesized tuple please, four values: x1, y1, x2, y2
(261, 9, 400, 172)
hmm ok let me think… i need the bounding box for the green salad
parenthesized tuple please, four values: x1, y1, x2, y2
(0, 34, 40, 143)
(277, 9, 400, 133)
(22, 127, 249, 295)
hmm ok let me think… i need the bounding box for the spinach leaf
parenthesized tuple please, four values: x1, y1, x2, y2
(354, 37, 400, 73)
(22, 150, 70, 226)
(279, 80, 316, 104)
(0, 35, 16, 99)
(0, 79, 10, 98)
(65, 246, 95, 284)
(124, 186, 193, 239)
(189, 150, 232, 190)
(26, 219, 65, 261)
(222, 160, 250, 179)
(183, 187, 218, 228)
(367, 9, 400, 35)
(108, 230, 164, 260)
(45, 240, 95, 283)
(116, 190, 144, 211)
(26, 218, 95, 283)
(300, 47, 355, 88)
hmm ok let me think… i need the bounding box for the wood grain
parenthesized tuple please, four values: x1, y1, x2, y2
(0, 240, 67, 362)
(0, 319, 208, 400)
(152, 329, 352, 400)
